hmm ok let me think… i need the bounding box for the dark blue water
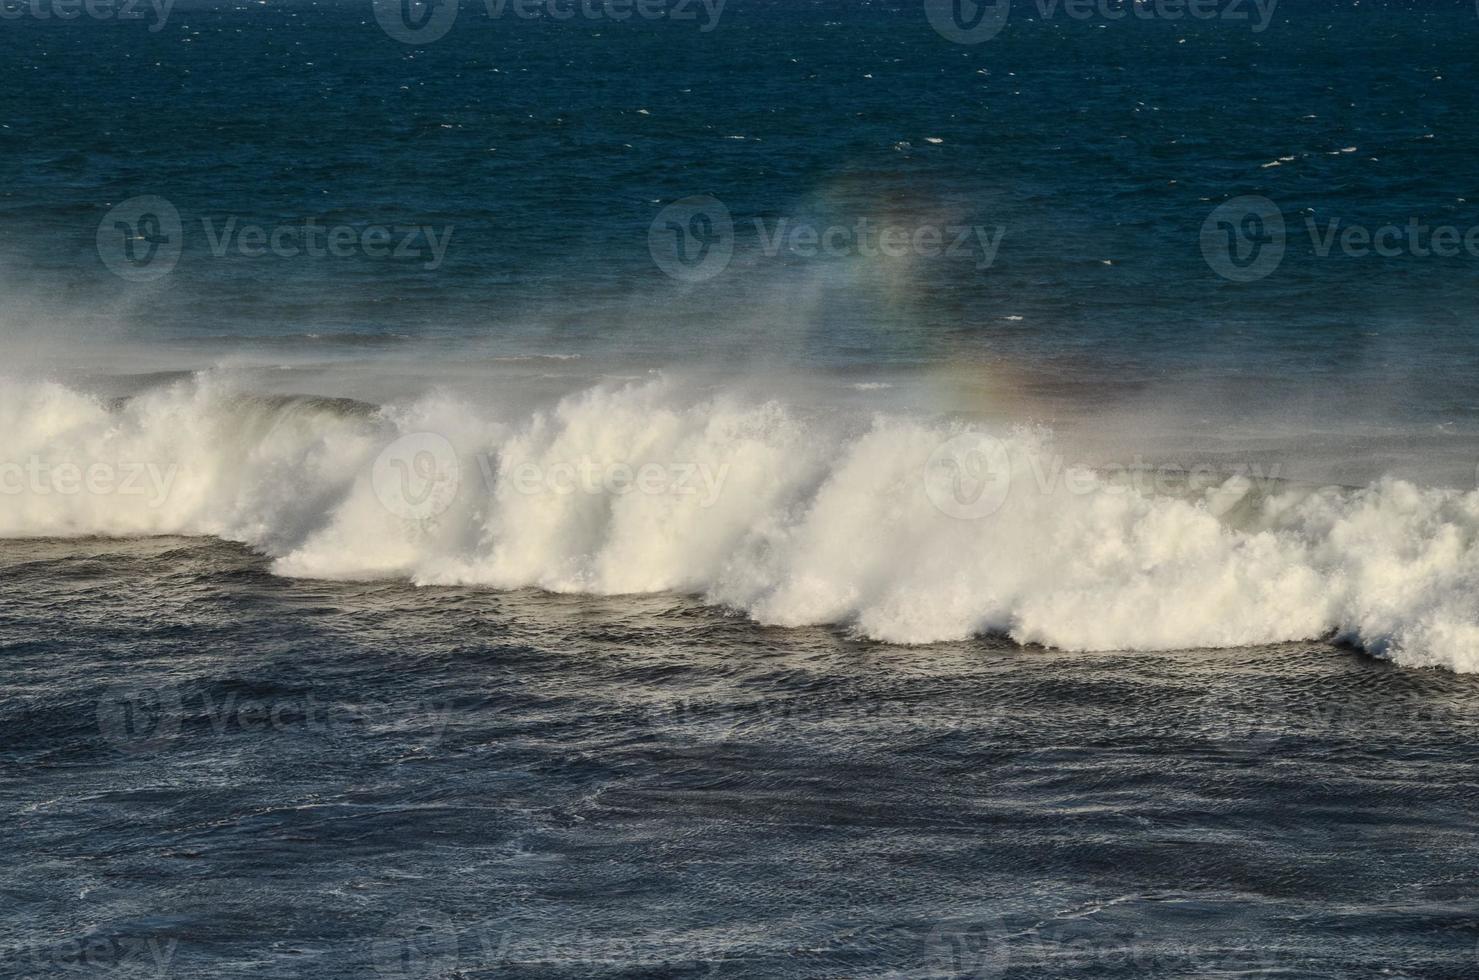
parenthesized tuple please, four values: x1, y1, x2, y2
(2, 0, 1479, 405)
(6, 2, 1479, 977)
(4, 537, 1479, 978)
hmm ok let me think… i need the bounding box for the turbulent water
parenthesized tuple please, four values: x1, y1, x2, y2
(8, 370, 1479, 672)
(5, 1, 1479, 977)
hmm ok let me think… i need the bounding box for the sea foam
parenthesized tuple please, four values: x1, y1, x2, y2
(3, 372, 1478, 672)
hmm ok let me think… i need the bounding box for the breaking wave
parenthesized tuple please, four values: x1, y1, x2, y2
(4, 371, 1479, 673)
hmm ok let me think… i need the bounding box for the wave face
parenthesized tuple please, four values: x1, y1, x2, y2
(4, 373, 1479, 673)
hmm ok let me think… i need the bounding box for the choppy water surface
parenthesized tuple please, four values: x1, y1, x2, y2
(4, 538, 1479, 978)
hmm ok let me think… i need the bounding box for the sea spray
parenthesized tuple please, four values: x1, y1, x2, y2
(3, 372, 1479, 673)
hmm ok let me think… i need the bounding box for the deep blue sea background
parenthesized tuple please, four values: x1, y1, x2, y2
(2, 0, 1479, 401)
(5, 2, 1479, 978)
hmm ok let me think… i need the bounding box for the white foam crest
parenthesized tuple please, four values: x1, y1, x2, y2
(4, 373, 1479, 673)
(0, 374, 383, 544)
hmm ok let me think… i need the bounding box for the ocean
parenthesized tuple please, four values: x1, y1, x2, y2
(3, 0, 1479, 976)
